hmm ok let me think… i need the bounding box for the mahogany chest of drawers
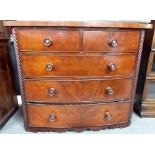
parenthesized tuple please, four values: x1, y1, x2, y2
(4, 21, 152, 132)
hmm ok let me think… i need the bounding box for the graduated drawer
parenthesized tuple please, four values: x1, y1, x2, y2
(21, 54, 136, 77)
(27, 102, 130, 128)
(83, 30, 140, 52)
(24, 78, 132, 103)
(15, 29, 80, 51)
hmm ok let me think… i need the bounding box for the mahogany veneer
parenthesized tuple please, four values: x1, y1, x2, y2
(27, 102, 130, 129)
(16, 29, 80, 51)
(4, 20, 151, 132)
(24, 78, 132, 103)
(21, 54, 136, 77)
(83, 30, 140, 52)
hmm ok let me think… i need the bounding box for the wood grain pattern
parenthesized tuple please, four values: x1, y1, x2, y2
(10, 21, 146, 132)
(21, 54, 136, 77)
(24, 78, 132, 103)
(3, 21, 152, 29)
(27, 102, 130, 128)
(83, 30, 140, 52)
(16, 29, 80, 51)
(16, 28, 140, 52)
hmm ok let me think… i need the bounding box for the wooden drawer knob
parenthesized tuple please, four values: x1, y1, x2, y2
(109, 39, 118, 47)
(48, 113, 56, 121)
(108, 63, 116, 71)
(104, 112, 112, 120)
(46, 63, 54, 71)
(105, 87, 113, 95)
(44, 38, 52, 46)
(48, 88, 56, 96)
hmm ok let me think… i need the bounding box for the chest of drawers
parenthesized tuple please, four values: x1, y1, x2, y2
(4, 21, 152, 132)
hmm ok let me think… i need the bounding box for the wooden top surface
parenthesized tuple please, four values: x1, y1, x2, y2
(3, 21, 153, 29)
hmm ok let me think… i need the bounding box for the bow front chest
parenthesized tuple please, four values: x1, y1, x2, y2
(4, 21, 152, 132)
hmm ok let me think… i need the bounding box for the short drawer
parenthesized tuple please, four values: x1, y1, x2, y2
(27, 102, 130, 128)
(83, 30, 140, 52)
(21, 54, 136, 77)
(24, 78, 132, 103)
(15, 29, 80, 51)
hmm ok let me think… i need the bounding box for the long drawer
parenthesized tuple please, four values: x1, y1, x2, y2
(27, 102, 130, 128)
(21, 54, 136, 77)
(24, 78, 132, 103)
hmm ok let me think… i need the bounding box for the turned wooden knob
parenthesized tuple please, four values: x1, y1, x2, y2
(48, 113, 56, 121)
(44, 38, 52, 46)
(48, 88, 56, 96)
(46, 63, 54, 71)
(105, 87, 113, 95)
(108, 63, 116, 71)
(104, 112, 112, 120)
(109, 39, 118, 47)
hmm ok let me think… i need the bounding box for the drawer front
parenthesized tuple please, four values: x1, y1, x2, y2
(24, 78, 132, 102)
(16, 29, 80, 51)
(27, 102, 130, 128)
(83, 30, 140, 52)
(21, 54, 136, 77)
